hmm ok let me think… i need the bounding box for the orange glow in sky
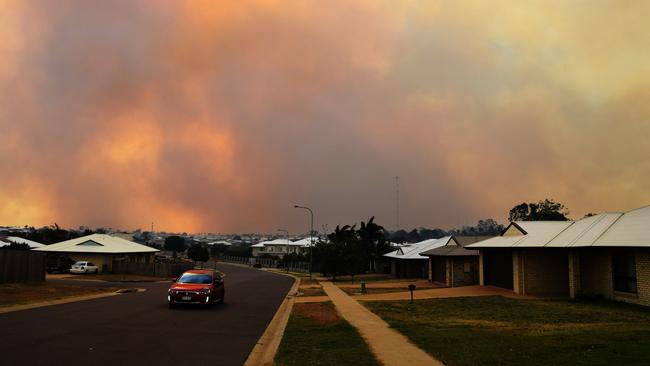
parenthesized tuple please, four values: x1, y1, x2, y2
(2, 1, 650, 233)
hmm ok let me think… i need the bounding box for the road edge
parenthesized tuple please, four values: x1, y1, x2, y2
(0, 288, 146, 314)
(244, 271, 300, 366)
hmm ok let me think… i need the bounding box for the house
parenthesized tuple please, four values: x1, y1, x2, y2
(251, 237, 316, 259)
(33, 234, 158, 273)
(383, 237, 450, 278)
(420, 236, 493, 287)
(468, 205, 650, 307)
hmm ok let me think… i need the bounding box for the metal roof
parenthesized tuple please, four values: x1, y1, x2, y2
(6, 236, 45, 248)
(383, 237, 451, 260)
(468, 205, 650, 248)
(421, 246, 479, 257)
(33, 234, 158, 254)
(251, 237, 317, 248)
(420, 236, 493, 257)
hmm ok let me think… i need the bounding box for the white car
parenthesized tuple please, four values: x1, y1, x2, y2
(69, 261, 99, 274)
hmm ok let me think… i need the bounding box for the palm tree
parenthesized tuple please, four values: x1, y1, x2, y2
(358, 217, 390, 272)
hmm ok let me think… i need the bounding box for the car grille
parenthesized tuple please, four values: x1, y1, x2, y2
(174, 291, 200, 296)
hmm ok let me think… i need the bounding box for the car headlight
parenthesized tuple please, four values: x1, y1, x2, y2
(199, 288, 211, 294)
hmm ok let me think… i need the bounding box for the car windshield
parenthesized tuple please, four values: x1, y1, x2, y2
(177, 274, 212, 284)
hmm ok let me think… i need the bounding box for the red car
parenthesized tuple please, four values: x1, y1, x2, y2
(168, 269, 225, 308)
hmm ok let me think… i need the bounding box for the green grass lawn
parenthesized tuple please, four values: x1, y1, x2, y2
(275, 302, 379, 366)
(365, 296, 650, 366)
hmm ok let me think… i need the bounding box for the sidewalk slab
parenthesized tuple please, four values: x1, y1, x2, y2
(320, 280, 443, 366)
(337, 279, 438, 289)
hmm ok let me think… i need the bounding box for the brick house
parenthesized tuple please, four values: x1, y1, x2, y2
(468, 205, 650, 307)
(421, 236, 493, 287)
(383, 237, 450, 278)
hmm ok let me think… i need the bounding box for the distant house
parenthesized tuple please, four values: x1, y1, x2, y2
(207, 240, 232, 246)
(420, 236, 493, 287)
(383, 237, 450, 278)
(251, 237, 316, 259)
(468, 205, 650, 307)
(33, 234, 158, 273)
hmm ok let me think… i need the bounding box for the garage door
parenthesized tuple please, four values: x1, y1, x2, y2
(483, 250, 513, 290)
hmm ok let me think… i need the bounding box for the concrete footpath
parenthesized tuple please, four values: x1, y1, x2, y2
(320, 281, 443, 366)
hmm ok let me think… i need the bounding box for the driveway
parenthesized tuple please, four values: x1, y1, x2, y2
(0, 263, 294, 366)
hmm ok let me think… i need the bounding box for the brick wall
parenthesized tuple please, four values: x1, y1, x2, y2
(519, 250, 569, 296)
(579, 249, 650, 307)
(451, 257, 479, 287)
(632, 250, 650, 307)
(579, 249, 612, 298)
(512, 252, 523, 294)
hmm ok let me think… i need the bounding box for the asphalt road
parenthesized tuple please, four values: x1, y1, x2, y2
(0, 263, 294, 366)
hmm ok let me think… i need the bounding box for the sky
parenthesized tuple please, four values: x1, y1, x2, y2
(2, 0, 650, 234)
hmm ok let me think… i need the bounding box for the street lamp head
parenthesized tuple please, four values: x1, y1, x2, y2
(294, 205, 300, 208)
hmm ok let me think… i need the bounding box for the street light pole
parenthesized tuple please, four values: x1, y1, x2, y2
(277, 228, 289, 260)
(294, 205, 314, 280)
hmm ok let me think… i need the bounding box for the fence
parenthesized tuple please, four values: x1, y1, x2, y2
(112, 261, 194, 277)
(0, 250, 45, 283)
(218, 255, 310, 273)
(282, 262, 310, 273)
(220, 256, 255, 265)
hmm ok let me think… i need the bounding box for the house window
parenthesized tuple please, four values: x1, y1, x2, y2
(612, 252, 637, 294)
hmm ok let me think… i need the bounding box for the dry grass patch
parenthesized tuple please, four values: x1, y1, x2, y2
(298, 280, 327, 297)
(293, 302, 339, 326)
(0, 282, 117, 307)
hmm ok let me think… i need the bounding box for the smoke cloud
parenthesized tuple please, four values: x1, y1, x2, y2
(2, 1, 650, 233)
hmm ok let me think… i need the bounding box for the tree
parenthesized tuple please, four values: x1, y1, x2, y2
(388, 229, 408, 243)
(474, 219, 504, 235)
(508, 199, 570, 222)
(418, 228, 446, 240)
(209, 244, 229, 258)
(187, 244, 209, 263)
(316, 225, 357, 279)
(164, 235, 187, 258)
(358, 217, 391, 273)
(0, 242, 30, 251)
(281, 252, 308, 265)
